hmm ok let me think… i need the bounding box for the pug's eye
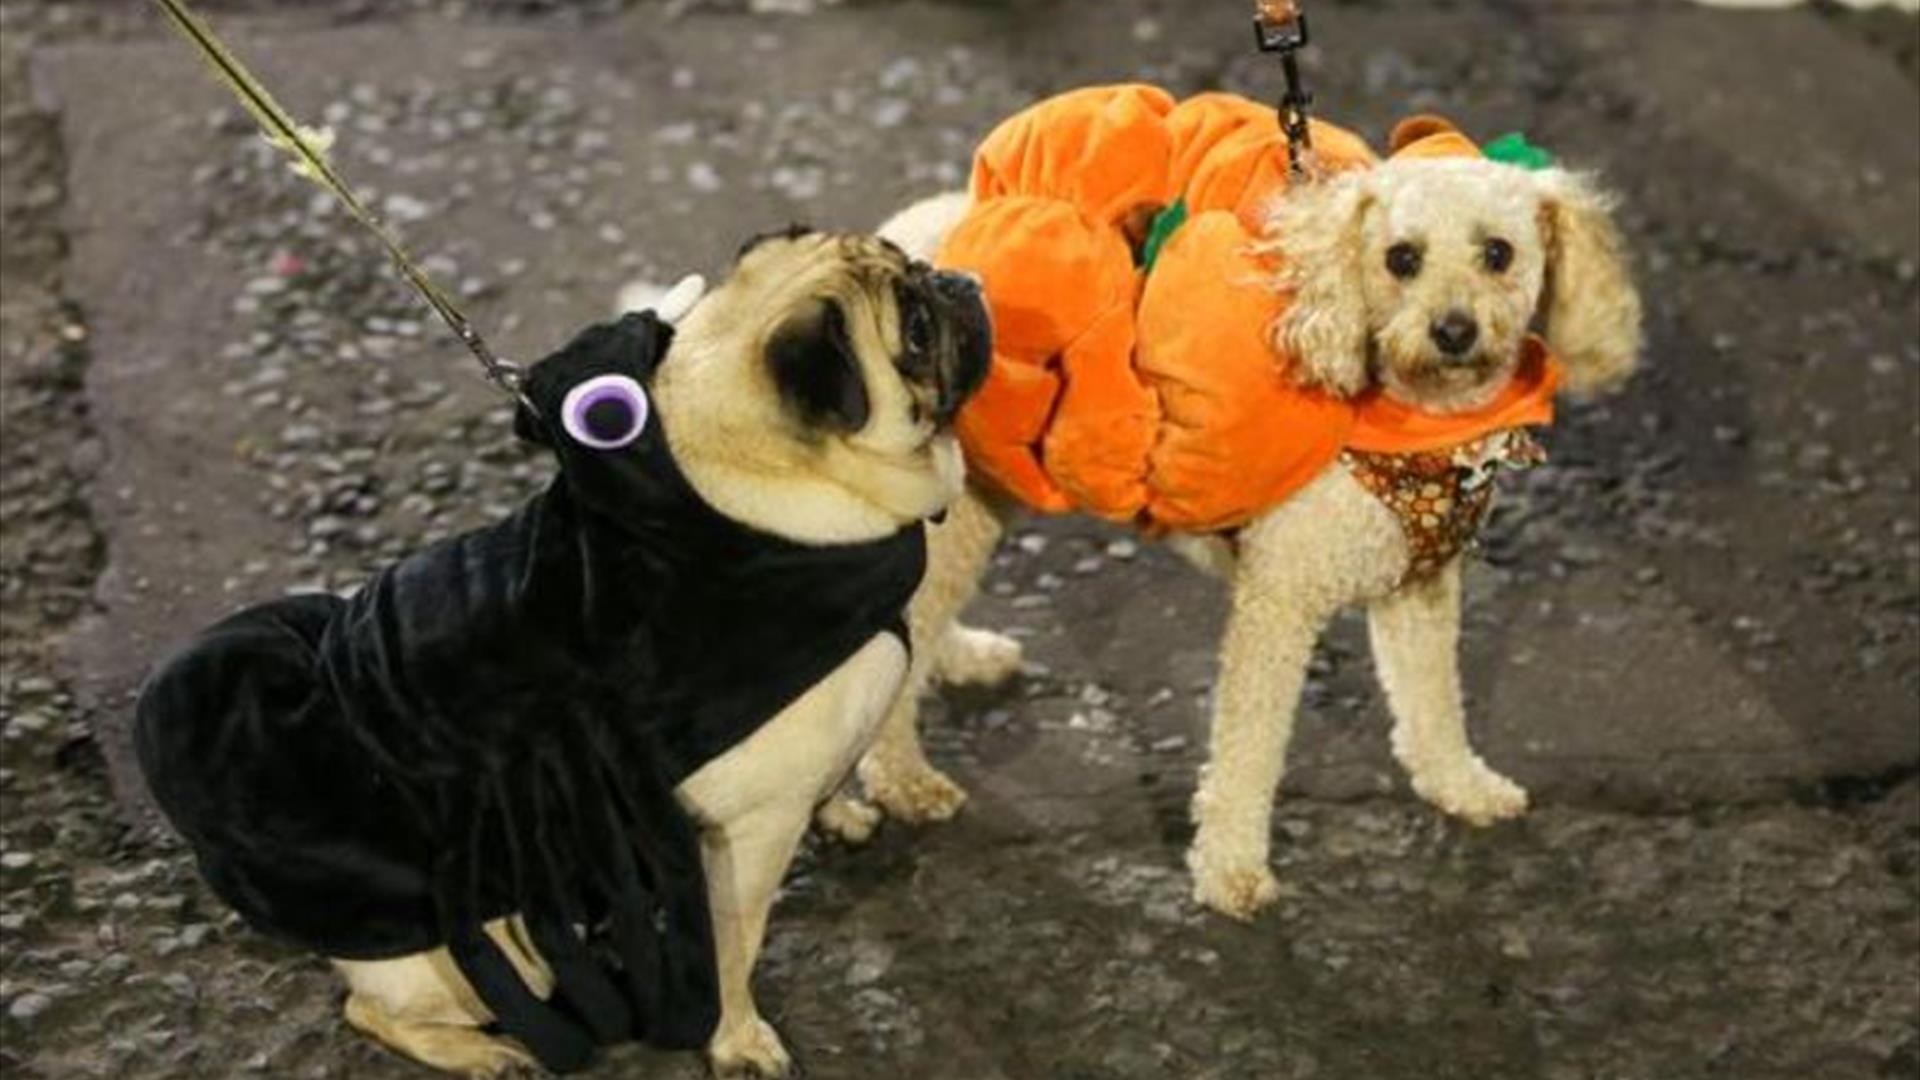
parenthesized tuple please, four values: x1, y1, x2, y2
(560, 374, 649, 450)
(1385, 242, 1423, 280)
(1483, 237, 1514, 273)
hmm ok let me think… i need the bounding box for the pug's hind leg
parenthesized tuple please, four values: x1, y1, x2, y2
(335, 949, 536, 1079)
(857, 486, 1007, 823)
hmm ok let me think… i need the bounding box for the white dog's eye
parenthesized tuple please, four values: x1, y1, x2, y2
(1386, 242, 1423, 280)
(1483, 238, 1514, 273)
(560, 374, 649, 450)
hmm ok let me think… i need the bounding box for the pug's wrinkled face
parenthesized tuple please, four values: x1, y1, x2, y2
(653, 227, 993, 543)
(740, 226, 990, 448)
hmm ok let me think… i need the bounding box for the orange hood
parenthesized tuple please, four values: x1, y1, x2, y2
(939, 85, 1562, 531)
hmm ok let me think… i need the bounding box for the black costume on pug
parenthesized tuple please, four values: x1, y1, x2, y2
(135, 312, 929, 1072)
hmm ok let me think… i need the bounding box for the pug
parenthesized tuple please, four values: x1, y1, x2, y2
(134, 229, 991, 1078)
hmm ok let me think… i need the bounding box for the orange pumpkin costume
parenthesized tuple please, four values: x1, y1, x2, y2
(936, 85, 1562, 534)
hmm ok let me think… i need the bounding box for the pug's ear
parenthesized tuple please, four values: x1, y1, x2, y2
(765, 300, 870, 433)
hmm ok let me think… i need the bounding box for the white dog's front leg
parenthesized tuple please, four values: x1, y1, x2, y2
(846, 486, 1007, 828)
(1187, 472, 1396, 922)
(1187, 570, 1328, 922)
(1368, 559, 1527, 825)
(700, 803, 812, 1079)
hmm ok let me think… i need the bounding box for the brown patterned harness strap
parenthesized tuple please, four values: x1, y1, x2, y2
(1343, 429, 1546, 585)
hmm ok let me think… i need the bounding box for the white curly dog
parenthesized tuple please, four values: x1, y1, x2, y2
(826, 152, 1644, 921)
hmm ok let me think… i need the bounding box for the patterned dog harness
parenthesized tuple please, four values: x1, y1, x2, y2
(1346, 428, 1547, 584)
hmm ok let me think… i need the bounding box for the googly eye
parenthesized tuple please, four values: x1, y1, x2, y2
(560, 374, 649, 450)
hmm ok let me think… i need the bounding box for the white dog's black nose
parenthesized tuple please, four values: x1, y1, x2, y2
(1429, 311, 1479, 358)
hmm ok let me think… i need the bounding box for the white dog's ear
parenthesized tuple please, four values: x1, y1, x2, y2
(1265, 173, 1374, 398)
(1535, 169, 1642, 397)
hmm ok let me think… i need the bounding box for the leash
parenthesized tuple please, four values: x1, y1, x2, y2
(1253, 0, 1315, 179)
(1142, 2, 1319, 271)
(151, 0, 533, 412)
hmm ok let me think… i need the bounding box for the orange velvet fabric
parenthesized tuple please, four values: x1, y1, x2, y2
(939, 86, 1562, 532)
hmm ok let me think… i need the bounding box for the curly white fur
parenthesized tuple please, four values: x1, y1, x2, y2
(1264, 158, 1642, 408)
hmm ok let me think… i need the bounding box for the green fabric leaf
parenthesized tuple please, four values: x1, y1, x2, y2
(1483, 132, 1555, 171)
(1139, 198, 1189, 272)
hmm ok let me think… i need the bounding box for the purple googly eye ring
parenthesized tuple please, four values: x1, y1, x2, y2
(560, 374, 650, 450)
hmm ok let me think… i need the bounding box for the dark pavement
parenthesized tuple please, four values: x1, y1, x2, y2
(1, 2, 1915, 1077)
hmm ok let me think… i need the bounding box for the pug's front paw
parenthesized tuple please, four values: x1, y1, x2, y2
(709, 1016, 792, 1079)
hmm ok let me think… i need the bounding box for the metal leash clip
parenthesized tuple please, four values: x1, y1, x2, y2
(1253, 0, 1315, 179)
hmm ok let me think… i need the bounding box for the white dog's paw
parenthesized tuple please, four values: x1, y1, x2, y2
(1416, 762, 1529, 826)
(815, 793, 883, 845)
(861, 760, 969, 823)
(935, 624, 1024, 687)
(708, 1017, 793, 1079)
(1186, 846, 1281, 922)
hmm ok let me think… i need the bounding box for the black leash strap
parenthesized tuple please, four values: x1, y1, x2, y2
(447, 929, 599, 1073)
(1253, 0, 1315, 179)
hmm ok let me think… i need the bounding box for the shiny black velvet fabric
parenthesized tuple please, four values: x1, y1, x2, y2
(134, 313, 926, 1071)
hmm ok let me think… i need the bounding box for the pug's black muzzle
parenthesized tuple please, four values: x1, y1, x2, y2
(928, 269, 992, 425)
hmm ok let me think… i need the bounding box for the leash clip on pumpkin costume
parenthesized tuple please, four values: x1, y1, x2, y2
(1253, 0, 1314, 178)
(152, 0, 535, 415)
